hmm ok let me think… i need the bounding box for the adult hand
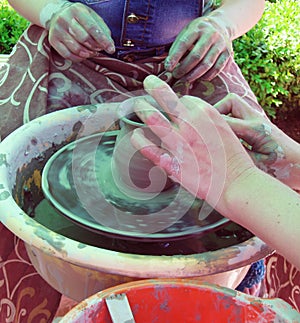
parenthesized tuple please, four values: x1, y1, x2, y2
(215, 94, 300, 182)
(47, 2, 115, 62)
(130, 75, 255, 210)
(164, 14, 234, 82)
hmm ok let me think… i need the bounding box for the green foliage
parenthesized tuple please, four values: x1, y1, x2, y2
(233, 0, 300, 117)
(0, 0, 29, 54)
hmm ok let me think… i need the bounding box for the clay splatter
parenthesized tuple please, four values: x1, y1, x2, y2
(34, 225, 67, 253)
(0, 190, 10, 200)
(77, 105, 98, 113)
(0, 154, 8, 166)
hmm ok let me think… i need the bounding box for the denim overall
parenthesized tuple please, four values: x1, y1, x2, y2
(69, 0, 204, 59)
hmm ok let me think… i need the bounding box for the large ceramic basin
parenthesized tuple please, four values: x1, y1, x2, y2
(0, 104, 273, 301)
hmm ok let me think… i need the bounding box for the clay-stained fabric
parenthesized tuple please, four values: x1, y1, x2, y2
(0, 25, 262, 140)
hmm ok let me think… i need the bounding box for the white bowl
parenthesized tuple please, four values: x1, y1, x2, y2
(0, 104, 273, 301)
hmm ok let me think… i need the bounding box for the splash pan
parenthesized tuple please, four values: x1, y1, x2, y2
(42, 131, 229, 241)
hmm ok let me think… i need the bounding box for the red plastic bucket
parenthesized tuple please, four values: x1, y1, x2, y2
(60, 279, 300, 323)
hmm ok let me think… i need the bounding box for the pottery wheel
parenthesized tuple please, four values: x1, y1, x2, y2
(42, 131, 229, 241)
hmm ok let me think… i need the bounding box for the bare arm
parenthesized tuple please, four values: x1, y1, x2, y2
(8, 0, 61, 27)
(212, 0, 265, 40)
(224, 168, 300, 270)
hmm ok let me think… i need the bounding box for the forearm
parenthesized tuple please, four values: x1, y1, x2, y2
(223, 168, 300, 270)
(8, 0, 70, 27)
(209, 0, 265, 40)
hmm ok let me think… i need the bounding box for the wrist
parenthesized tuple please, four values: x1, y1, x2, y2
(218, 166, 262, 221)
(205, 0, 265, 41)
(281, 134, 300, 165)
(205, 10, 237, 41)
(40, 0, 72, 29)
(270, 127, 300, 190)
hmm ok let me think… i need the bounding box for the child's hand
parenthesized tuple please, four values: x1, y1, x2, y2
(47, 2, 115, 61)
(165, 15, 233, 82)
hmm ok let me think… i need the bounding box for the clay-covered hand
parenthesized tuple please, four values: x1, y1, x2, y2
(215, 94, 300, 188)
(164, 14, 234, 82)
(130, 75, 255, 210)
(43, 2, 115, 61)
